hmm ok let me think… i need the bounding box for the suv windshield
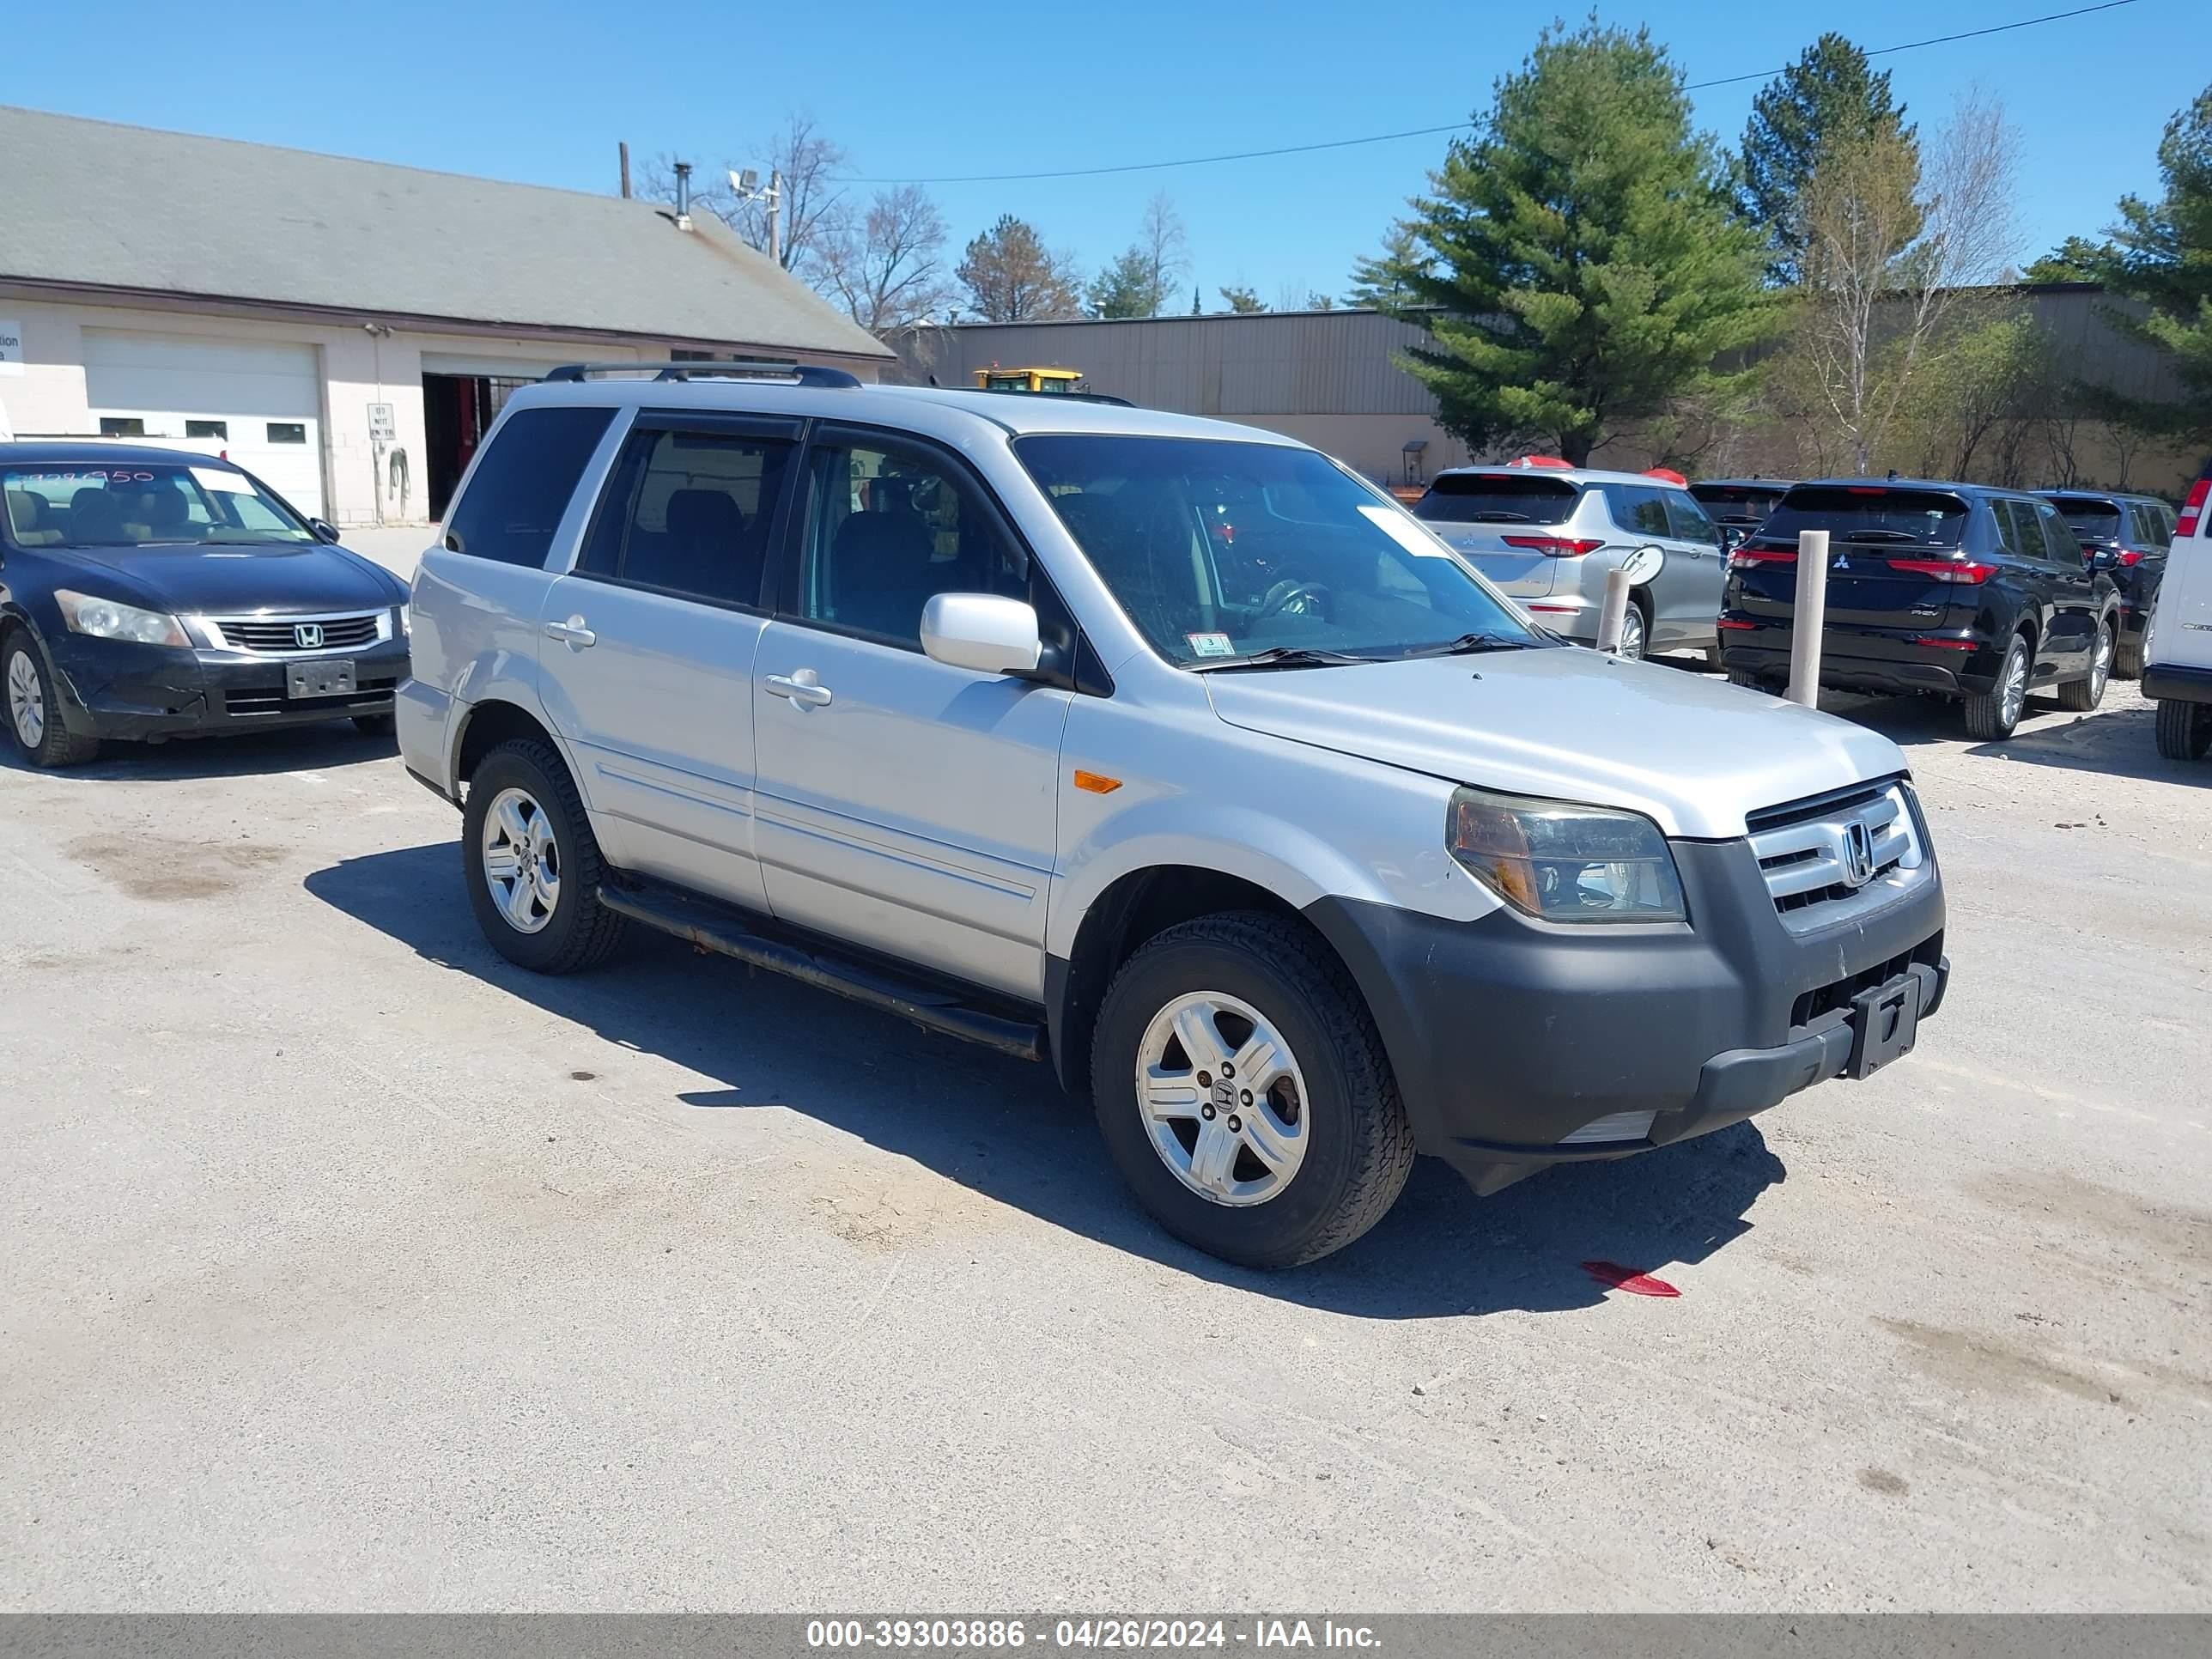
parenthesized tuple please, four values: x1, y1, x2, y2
(2047, 496, 2125, 543)
(1015, 435, 1539, 667)
(1410, 472, 1579, 526)
(1760, 486, 1969, 548)
(3, 462, 314, 550)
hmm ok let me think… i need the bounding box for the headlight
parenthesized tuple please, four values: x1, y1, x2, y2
(54, 590, 190, 648)
(1448, 786, 1686, 923)
(397, 604, 411, 638)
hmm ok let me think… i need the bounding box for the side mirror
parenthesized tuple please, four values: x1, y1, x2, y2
(307, 518, 342, 544)
(920, 592, 1043, 677)
(1717, 525, 1742, 556)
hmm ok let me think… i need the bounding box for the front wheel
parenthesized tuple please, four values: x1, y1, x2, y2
(1090, 912, 1414, 1268)
(3, 631, 100, 768)
(461, 738, 628, 973)
(2155, 698, 2212, 762)
(1963, 633, 2031, 741)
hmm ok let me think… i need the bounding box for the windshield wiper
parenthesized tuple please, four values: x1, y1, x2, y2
(1829, 528, 1927, 544)
(1460, 509, 1534, 522)
(1189, 646, 1371, 672)
(1402, 631, 1532, 658)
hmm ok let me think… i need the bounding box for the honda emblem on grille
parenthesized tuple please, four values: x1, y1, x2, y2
(294, 623, 325, 649)
(1841, 820, 1875, 887)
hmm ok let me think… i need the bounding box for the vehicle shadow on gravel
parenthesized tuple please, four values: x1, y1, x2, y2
(306, 841, 1786, 1320)
(1820, 691, 2209, 787)
(0, 720, 393, 781)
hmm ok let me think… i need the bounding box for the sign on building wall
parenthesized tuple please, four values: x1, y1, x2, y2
(367, 401, 395, 440)
(0, 319, 23, 374)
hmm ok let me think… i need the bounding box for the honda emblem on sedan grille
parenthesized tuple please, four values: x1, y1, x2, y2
(1841, 820, 1875, 887)
(294, 623, 325, 649)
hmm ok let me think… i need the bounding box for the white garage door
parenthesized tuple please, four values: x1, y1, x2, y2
(82, 330, 326, 519)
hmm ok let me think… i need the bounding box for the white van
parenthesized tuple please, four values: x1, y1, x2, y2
(2144, 459, 2212, 761)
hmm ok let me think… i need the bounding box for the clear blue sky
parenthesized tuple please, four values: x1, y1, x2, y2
(11, 0, 2197, 308)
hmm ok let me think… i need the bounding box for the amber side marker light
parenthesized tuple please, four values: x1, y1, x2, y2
(1073, 770, 1122, 794)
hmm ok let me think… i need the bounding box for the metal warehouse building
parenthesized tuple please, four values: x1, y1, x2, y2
(0, 106, 890, 526)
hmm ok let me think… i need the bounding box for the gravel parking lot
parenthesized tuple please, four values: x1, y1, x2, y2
(3, 530, 2207, 1612)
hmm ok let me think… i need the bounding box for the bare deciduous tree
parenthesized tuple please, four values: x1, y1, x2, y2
(642, 112, 852, 282)
(1796, 92, 2021, 473)
(956, 216, 1084, 322)
(1136, 191, 1189, 307)
(816, 185, 959, 335)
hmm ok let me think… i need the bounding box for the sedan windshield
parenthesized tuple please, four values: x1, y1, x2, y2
(3, 462, 315, 550)
(1014, 435, 1539, 667)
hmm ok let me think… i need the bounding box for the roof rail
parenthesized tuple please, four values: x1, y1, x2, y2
(541, 361, 861, 389)
(969, 386, 1135, 408)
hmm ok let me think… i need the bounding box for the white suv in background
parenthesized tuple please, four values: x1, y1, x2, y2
(2144, 459, 2212, 762)
(398, 365, 1948, 1267)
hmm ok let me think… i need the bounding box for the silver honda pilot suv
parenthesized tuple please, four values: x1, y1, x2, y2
(398, 365, 1948, 1268)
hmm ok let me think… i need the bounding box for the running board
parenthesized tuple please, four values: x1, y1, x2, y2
(596, 880, 1045, 1062)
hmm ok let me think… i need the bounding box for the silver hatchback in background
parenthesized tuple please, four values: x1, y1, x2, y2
(1410, 463, 1731, 661)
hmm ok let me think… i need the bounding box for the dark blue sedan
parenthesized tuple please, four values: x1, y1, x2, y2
(1, 443, 410, 766)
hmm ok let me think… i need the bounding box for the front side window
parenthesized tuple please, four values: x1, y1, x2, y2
(445, 404, 614, 568)
(1410, 473, 1578, 526)
(578, 425, 793, 606)
(1662, 490, 1721, 545)
(793, 434, 1029, 647)
(1015, 435, 1538, 668)
(3, 461, 314, 550)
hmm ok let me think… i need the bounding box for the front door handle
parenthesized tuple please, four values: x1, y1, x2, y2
(544, 617, 596, 649)
(764, 671, 833, 708)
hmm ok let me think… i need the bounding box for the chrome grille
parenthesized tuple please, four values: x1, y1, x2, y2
(211, 611, 385, 653)
(1747, 777, 1928, 930)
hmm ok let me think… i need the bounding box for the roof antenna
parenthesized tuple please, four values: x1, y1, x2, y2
(672, 161, 694, 231)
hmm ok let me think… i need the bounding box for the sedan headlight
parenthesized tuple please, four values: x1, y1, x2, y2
(1448, 786, 1686, 923)
(54, 590, 190, 648)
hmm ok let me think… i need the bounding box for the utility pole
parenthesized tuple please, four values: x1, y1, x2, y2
(767, 168, 783, 267)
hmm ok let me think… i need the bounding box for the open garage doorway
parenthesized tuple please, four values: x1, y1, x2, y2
(422, 371, 533, 520)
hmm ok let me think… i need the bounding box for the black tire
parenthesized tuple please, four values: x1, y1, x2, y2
(2155, 698, 2212, 763)
(1089, 911, 1414, 1269)
(1703, 641, 1725, 670)
(3, 629, 100, 768)
(2115, 634, 2145, 680)
(1963, 632, 2031, 741)
(1726, 668, 1770, 691)
(2058, 620, 2115, 713)
(461, 737, 628, 973)
(352, 713, 396, 738)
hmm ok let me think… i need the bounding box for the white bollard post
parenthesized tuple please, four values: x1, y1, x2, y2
(1788, 529, 1830, 708)
(1595, 565, 1633, 654)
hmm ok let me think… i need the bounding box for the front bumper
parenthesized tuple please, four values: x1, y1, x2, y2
(48, 634, 412, 741)
(1306, 834, 1948, 1195)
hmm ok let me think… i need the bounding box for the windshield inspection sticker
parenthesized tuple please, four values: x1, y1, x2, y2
(1187, 632, 1237, 658)
(190, 466, 253, 493)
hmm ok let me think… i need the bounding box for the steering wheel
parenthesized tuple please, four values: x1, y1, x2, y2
(1255, 580, 1332, 623)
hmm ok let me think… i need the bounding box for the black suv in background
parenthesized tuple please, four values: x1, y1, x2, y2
(1690, 478, 1794, 538)
(1718, 479, 2123, 741)
(2037, 489, 2175, 678)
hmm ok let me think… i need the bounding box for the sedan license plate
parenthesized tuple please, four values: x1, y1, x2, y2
(1846, 976, 1920, 1079)
(287, 659, 356, 700)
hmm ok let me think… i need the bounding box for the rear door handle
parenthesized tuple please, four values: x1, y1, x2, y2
(764, 672, 833, 708)
(544, 617, 596, 648)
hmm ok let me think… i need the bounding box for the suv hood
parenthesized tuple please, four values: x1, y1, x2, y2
(1202, 647, 1906, 840)
(55, 542, 403, 617)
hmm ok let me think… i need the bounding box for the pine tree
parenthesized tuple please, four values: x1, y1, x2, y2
(1739, 33, 1914, 285)
(1367, 20, 1775, 463)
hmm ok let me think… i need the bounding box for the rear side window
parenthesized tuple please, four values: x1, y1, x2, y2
(1410, 473, 1578, 526)
(1763, 487, 1969, 548)
(1662, 490, 1720, 545)
(578, 424, 795, 606)
(1600, 483, 1672, 538)
(446, 404, 615, 568)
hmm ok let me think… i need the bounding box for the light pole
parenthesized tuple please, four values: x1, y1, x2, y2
(729, 167, 783, 266)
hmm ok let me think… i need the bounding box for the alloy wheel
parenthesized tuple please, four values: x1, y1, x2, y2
(2000, 642, 2029, 731)
(480, 787, 561, 934)
(1616, 606, 1647, 661)
(2091, 627, 2112, 700)
(7, 649, 46, 750)
(1134, 992, 1310, 1206)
